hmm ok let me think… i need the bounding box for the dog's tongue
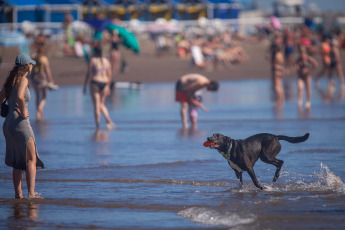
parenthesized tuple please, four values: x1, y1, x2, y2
(203, 141, 215, 147)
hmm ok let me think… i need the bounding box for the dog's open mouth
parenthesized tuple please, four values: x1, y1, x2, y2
(203, 141, 219, 148)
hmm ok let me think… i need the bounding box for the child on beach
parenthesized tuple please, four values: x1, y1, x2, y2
(189, 93, 209, 129)
(295, 45, 318, 109)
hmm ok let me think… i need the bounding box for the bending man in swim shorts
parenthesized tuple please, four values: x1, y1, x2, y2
(175, 73, 219, 129)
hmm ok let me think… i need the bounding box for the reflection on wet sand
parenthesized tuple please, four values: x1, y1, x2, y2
(7, 202, 40, 229)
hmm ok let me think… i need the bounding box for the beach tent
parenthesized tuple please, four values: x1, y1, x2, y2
(0, 0, 81, 26)
(108, 0, 145, 21)
(80, 0, 109, 19)
(273, 0, 304, 17)
(0, 0, 46, 24)
(206, 0, 241, 19)
(146, 0, 174, 21)
(176, 0, 208, 20)
(41, 0, 81, 23)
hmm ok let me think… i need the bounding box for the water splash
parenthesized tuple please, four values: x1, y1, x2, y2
(283, 163, 345, 193)
(319, 162, 345, 193)
(177, 207, 256, 227)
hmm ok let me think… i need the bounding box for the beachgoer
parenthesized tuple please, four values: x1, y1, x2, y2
(270, 42, 285, 108)
(328, 38, 344, 98)
(83, 46, 116, 130)
(175, 73, 219, 129)
(0, 53, 44, 199)
(30, 47, 59, 121)
(283, 27, 295, 73)
(295, 46, 318, 109)
(110, 30, 121, 80)
(189, 93, 209, 129)
(63, 12, 75, 56)
(315, 35, 331, 87)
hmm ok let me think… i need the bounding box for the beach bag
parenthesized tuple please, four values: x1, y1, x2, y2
(1, 99, 9, 117)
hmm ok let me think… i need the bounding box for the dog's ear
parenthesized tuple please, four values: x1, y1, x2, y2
(224, 136, 232, 145)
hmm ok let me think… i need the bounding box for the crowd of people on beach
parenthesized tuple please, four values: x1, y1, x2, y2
(267, 23, 345, 109)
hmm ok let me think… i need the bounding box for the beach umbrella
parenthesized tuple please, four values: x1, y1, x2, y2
(106, 23, 140, 54)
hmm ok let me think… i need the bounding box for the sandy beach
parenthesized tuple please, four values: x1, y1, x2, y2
(0, 38, 327, 86)
(1, 36, 345, 87)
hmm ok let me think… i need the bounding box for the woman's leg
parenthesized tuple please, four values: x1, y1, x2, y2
(274, 73, 284, 108)
(13, 168, 23, 198)
(305, 75, 312, 109)
(34, 86, 47, 121)
(99, 88, 114, 128)
(297, 77, 304, 108)
(90, 85, 101, 129)
(26, 137, 38, 198)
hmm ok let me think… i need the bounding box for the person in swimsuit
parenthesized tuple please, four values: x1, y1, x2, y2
(0, 53, 44, 199)
(295, 45, 318, 109)
(283, 27, 295, 73)
(270, 42, 285, 109)
(188, 93, 209, 129)
(83, 45, 115, 130)
(327, 38, 344, 99)
(110, 29, 121, 82)
(30, 47, 59, 121)
(175, 73, 218, 129)
(315, 35, 331, 87)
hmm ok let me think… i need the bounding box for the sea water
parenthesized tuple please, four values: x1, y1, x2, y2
(0, 79, 344, 229)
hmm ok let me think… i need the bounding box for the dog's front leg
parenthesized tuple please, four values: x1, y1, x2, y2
(247, 168, 263, 190)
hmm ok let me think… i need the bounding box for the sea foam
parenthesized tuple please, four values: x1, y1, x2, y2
(177, 207, 256, 227)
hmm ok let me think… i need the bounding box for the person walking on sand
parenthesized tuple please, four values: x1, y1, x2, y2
(83, 46, 116, 130)
(295, 45, 318, 109)
(0, 53, 44, 199)
(30, 47, 59, 121)
(175, 73, 218, 129)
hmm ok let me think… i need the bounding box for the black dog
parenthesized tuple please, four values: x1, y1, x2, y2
(206, 133, 310, 190)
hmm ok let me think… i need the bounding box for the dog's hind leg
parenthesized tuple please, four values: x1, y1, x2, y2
(247, 168, 263, 190)
(260, 156, 284, 182)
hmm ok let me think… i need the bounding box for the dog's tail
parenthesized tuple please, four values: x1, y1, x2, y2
(277, 133, 310, 143)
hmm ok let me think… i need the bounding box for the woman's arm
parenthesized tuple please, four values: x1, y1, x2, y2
(0, 87, 6, 103)
(17, 77, 29, 118)
(43, 56, 55, 83)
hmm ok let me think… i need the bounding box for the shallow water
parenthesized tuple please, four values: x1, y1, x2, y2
(0, 79, 344, 229)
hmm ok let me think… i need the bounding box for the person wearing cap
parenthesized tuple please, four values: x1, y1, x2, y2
(175, 73, 219, 129)
(0, 53, 44, 199)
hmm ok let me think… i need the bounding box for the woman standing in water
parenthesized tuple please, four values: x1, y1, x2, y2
(0, 53, 44, 199)
(295, 45, 318, 109)
(83, 45, 116, 130)
(270, 43, 285, 108)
